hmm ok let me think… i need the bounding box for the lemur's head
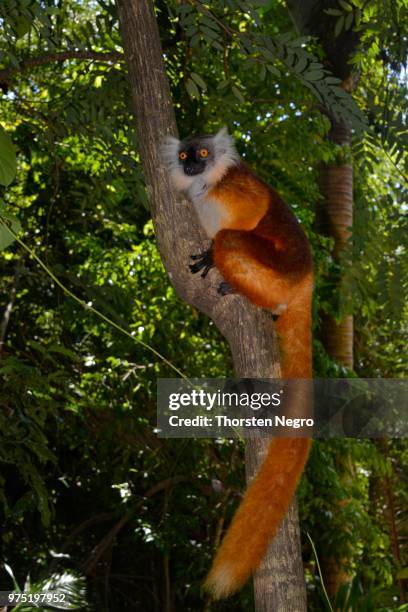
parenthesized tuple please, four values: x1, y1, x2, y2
(161, 127, 239, 192)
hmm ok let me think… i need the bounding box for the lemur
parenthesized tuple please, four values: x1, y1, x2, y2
(161, 127, 313, 599)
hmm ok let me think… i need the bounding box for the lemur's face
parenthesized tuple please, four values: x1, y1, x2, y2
(161, 127, 239, 193)
(177, 138, 214, 177)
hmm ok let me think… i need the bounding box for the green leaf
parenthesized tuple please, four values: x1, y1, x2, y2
(191, 72, 207, 91)
(335, 15, 345, 37)
(266, 64, 281, 77)
(185, 78, 200, 99)
(211, 40, 224, 51)
(217, 79, 229, 90)
(339, 0, 353, 10)
(4, 563, 21, 591)
(231, 85, 245, 103)
(345, 12, 354, 30)
(292, 54, 309, 74)
(0, 126, 17, 186)
(185, 25, 197, 38)
(325, 76, 342, 85)
(325, 8, 343, 16)
(302, 79, 324, 103)
(304, 70, 324, 81)
(14, 15, 32, 38)
(0, 202, 21, 250)
(176, 4, 193, 14)
(190, 33, 200, 48)
(201, 26, 218, 41)
(200, 16, 221, 32)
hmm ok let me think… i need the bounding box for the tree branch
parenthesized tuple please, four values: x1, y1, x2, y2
(0, 50, 123, 85)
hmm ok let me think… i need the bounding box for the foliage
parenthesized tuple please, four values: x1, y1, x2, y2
(4, 563, 88, 611)
(169, 0, 367, 131)
(0, 0, 406, 610)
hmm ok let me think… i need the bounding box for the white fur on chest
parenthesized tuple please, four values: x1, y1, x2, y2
(192, 196, 229, 239)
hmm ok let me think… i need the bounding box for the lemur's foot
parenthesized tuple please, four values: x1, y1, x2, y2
(217, 281, 235, 296)
(189, 248, 214, 278)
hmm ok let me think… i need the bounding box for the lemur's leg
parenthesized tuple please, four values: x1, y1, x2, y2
(189, 243, 214, 278)
(218, 280, 282, 312)
(213, 230, 301, 311)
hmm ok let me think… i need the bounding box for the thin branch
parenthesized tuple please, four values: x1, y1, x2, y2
(0, 284, 17, 356)
(0, 260, 24, 357)
(0, 50, 123, 85)
(0, 218, 188, 379)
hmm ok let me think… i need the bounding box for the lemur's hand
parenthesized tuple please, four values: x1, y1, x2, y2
(189, 246, 214, 278)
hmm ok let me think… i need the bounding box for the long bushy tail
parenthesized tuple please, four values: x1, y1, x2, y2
(204, 437, 311, 599)
(204, 307, 312, 599)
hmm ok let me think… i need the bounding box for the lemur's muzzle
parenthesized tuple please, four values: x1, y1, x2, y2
(184, 163, 204, 176)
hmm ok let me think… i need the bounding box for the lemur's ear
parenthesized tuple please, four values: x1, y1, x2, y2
(162, 135, 180, 148)
(160, 135, 181, 168)
(215, 126, 229, 140)
(213, 126, 238, 163)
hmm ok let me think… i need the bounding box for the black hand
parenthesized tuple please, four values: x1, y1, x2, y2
(189, 247, 214, 278)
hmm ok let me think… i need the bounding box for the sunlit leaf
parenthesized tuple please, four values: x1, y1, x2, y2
(0, 127, 17, 186)
(0, 202, 21, 250)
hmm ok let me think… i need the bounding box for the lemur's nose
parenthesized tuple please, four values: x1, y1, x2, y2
(185, 164, 199, 176)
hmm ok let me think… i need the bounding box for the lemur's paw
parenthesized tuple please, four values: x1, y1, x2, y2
(189, 248, 214, 278)
(217, 281, 235, 296)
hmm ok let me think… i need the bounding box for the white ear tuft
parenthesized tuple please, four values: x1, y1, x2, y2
(212, 126, 238, 162)
(160, 135, 181, 169)
(215, 126, 229, 140)
(164, 135, 180, 146)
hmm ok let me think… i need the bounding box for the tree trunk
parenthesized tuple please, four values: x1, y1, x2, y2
(318, 120, 355, 600)
(318, 120, 354, 370)
(376, 439, 406, 603)
(116, 0, 307, 609)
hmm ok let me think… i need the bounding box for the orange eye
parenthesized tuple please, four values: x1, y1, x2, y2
(200, 148, 209, 158)
(179, 151, 187, 161)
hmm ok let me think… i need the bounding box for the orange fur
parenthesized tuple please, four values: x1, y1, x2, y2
(208, 167, 269, 231)
(204, 162, 313, 599)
